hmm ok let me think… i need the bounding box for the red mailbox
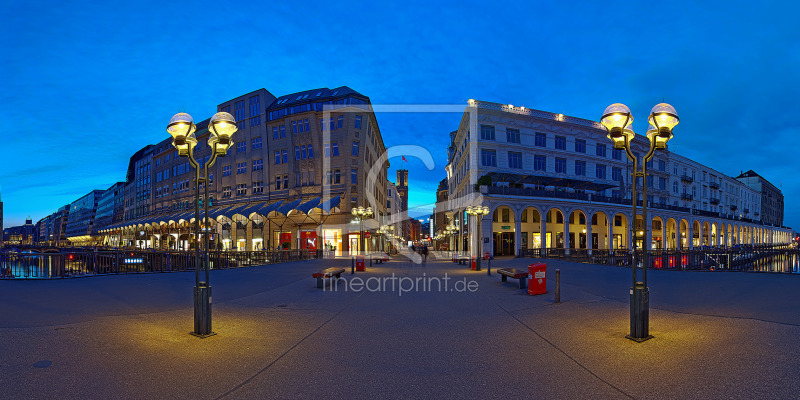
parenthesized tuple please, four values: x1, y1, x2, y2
(527, 263, 547, 295)
(471, 256, 477, 271)
(356, 255, 366, 271)
(484, 252, 490, 260)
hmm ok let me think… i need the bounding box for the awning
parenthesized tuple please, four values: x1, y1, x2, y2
(223, 203, 252, 219)
(255, 200, 283, 217)
(276, 199, 302, 215)
(294, 197, 322, 214)
(486, 172, 618, 192)
(316, 195, 341, 213)
(210, 205, 236, 219)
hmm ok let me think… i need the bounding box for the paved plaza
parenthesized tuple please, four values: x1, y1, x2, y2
(2, 254, 800, 399)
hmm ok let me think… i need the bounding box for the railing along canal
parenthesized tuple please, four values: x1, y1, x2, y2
(0, 249, 322, 279)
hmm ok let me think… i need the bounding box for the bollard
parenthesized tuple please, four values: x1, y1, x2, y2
(351, 256, 355, 275)
(555, 269, 561, 304)
(487, 257, 492, 276)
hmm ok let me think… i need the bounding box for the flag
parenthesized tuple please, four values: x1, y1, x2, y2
(402, 156, 407, 162)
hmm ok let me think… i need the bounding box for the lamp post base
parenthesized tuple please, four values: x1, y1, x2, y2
(191, 283, 215, 338)
(627, 282, 652, 342)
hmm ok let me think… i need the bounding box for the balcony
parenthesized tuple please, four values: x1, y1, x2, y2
(681, 193, 693, 201)
(709, 181, 720, 189)
(681, 175, 693, 183)
(709, 197, 720, 205)
(730, 205, 738, 211)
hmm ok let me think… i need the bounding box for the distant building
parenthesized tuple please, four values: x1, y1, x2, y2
(0, 188, 3, 248)
(3, 217, 36, 246)
(65, 190, 104, 246)
(94, 182, 126, 246)
(735, 170, 784, 226)
(433, 178, 448, 237)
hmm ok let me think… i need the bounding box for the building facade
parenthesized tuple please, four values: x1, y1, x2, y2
(64, 190, 103, 245)
(444, 100, 792, 257)
(97, 86, 389, 255)
(3, 217, 36, 246)
(736, 170, 784, 226)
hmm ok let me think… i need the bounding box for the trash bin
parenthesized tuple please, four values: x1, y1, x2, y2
(356, 255, 366, 271)
(527, 263, 547, 295)
(471, 256, 477, 271)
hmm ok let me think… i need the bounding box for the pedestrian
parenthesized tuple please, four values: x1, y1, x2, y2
(422, 244, 428, 264)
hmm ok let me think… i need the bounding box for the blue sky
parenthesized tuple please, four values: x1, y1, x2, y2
(2, 1, 799, 229)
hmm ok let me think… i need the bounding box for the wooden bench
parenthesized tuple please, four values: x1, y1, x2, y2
(497, 268, 527, 289)
(456, 256, 470, 265)
(372, 253, 389, 264)
(312, 267, 346, 288)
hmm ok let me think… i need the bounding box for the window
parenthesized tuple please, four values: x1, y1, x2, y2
(222, 165, 231, 176)
(275, 175, 281, 190)
(292, 121, 298, 134)
(612, 149, 622, 160)
(253, 159, 263, 171)
(252, 181, 264, 194)
(575, 160, 586, 176)
(295, 146, 301, 160)
(331, 142, 339, 156)
(300, 145, 307, 159)
(555, 136, 566, 150)
(237, 162, 247, 174)
(274, 151, 281, 164)
(273, 127, 279, 140)
(235, 101, 246, 129)
(250, 116, 261, 127)
(535, 133, 546, 147)
(673, 181, 678, 193)
(351, 168, 358, 184)
(355, 115, 362, 129)
(252, 137, 262, 150)
(237, 141, 246, 153)
(308, 144, 314, 158)
(304, 118, 310, 132)
(534, 155, 546, 171)
(555, 158, 567, 173)
(575, 139, 586, 153)
(596, 143, 606, 157)
(506, 128, 520, 144)
(659, 177, 666, 190)
(481, 125, 495, 140)
(280, 126, 285, 138)
(647, 175, 654, 188)
(508, 151, 522, 168)
(481, 149, 497, 166)
(596, 164, 606, 179)
(337, 115, 344, 129)
(659, 160, 666, 171)
(236, 184, 247, 196)
(282, 150, 287, 164)
(334, 169, 341, 184)
(222, 186, 232, 198)
(283, 175, 288, 189)
(352, 141, 359, 156)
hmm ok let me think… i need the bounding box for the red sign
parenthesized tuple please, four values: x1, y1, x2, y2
(365, 232, 371, 239)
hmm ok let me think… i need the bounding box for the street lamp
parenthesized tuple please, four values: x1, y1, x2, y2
(466, 205, 490, 271)
(351, 206, 373, 256)
(167, 111, 237, 338)
(600, 102, 679, 342)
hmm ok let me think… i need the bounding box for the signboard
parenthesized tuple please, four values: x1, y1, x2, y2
(365, 232, 371, 239)
(501, 226, 511, 230)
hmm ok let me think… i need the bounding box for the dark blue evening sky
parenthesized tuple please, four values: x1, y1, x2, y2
(2, 1, 798, 229)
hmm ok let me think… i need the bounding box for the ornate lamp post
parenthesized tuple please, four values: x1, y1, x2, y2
(466, 206, 490, 271)
(166, 111, 237, 338)
(351, 206, 373, 256)
(600, 102, 679, 342)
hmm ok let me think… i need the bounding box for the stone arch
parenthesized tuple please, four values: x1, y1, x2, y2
(544, 207, 566, 249)
(651, 216, 665, 250)
(591, 211, 611, 250)
(611, 212, 629, 249)
(492, 205, 516, 256)
(568, 209, 589, 249)
(665, 218, 678, 249)
(520, 206, 543, 250)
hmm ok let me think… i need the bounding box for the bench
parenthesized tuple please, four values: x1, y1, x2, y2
(372, 253, 389, 264)
(497, 268, 527, 289)
(312, 267, 346, 288)
(456, 256, 470, 265)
